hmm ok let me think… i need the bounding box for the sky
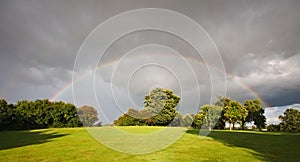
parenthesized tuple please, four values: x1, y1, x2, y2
(0, 0, 300, 124)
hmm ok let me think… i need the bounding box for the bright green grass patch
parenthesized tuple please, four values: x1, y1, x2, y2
(0, 127, 299, 161)
(116, 126, 164, 134)
(87, 126, 186, 154)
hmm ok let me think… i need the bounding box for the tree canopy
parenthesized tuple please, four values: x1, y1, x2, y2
(224, 100, 248, 130)
(0, 98, 84, 130)
(243, 99, 266, 130)
(114, 88, 180, 126)
(78, 105, 99, 126)
(199, 104, 222, 130)
(279, 108, 300, 132)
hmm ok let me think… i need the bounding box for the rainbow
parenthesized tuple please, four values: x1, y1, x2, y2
(50, 61, 271, 108)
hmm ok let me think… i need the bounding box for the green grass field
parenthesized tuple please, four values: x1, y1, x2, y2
(0, 127, 299, 161)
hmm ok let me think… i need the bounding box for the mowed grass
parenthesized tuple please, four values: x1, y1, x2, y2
(0, 127, 299, 162)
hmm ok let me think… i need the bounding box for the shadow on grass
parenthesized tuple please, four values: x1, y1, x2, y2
(0, 129, 69, 150)
(186, 129, 300, 162)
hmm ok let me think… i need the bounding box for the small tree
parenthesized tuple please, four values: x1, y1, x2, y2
(78, 106, 99, 126)
(182, 114, 195, 127)
(191, 113, 205, 129)
(170, 113, 184, 127)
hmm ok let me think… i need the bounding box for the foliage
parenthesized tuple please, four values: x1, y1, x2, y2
(114, 94, 269, 130)
(144, 88, 180, 126)
(113, 108, 153, 126)
(182, 114, 195, 127)
(114, 88, 180, 126)
(170, 113, 196, 127)
(213, 96, 231, 129)
(243, 99, 266, 130)
(224, 100, 248, 130)
(279, 108, 300, 132)
(78, 105, 99, 126)
(267, 124, 280, 132)
(170, 113, 185, 127)
(200, 104, 222, 130)
(0, 98, 83, 130)
(214, 96, 231, 107)
(0, 99, 12, 127)
(191, 113, 204, 128)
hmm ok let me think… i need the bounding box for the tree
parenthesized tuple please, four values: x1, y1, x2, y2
(191, 113, 204, 129)
(114, 114, 136, 126)
(78, 105, 99, 126)
(144, 88, 180, 126)
(243, 99, 266, 130)
(214, 96, 231, 129)
(1, 98, 83, 130)
(182, 114, 195, 127)
(224, 100, 248, 130)
(14, 99, 82, 129)
(0, 99, 14, 129)
(252, 99, 266, 130)
(200, 104, 222, 130)
(267, 124, 280, 132)
(279, 108, 300, 132)
(215, 96, 231, 107)
(170, 113, 184, 127)
(113, 108, 153, 126)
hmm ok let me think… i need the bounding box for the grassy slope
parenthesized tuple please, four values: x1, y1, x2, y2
(0, 127, 299, 162)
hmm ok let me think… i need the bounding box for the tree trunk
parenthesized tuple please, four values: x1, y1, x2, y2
(258, 126, 262, 131)
(241, 120, 245, 130)
(208, 122, 212, 130)
(232, 123, 235, 130)
(229, 122, 232, 131)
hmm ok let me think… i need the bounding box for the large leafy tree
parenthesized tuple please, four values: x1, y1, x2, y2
(200, 104, 222, 130)
(144, 88, 180, 126)
(214, 96, 231, 129)
(78, 105, 99, 126)
(279, 108, 300, 132)
(224, 100, 248, 130)
(243, 99, 266, 130)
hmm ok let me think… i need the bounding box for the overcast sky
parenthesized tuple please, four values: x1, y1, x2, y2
(1, 0, 300, 123)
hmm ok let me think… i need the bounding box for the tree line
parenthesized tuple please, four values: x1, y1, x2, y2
(114, 88, 267, 130)
(0, 99, 98, 130)
(1, 88, 299, 132)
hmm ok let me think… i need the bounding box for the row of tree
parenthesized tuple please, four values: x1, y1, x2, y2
(191, 97, 266, 130)
(114, 88, 266, 130)
(0, 99, 99, 130)
(267, 108, 300, 132)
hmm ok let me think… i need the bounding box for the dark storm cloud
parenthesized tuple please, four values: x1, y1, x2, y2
(0, 0, 299, 108)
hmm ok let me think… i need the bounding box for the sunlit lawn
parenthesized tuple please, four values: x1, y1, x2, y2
(0, 127, 299, 161)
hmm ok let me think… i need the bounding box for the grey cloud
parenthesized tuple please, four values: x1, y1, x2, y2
(1, 0, 299, 112)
